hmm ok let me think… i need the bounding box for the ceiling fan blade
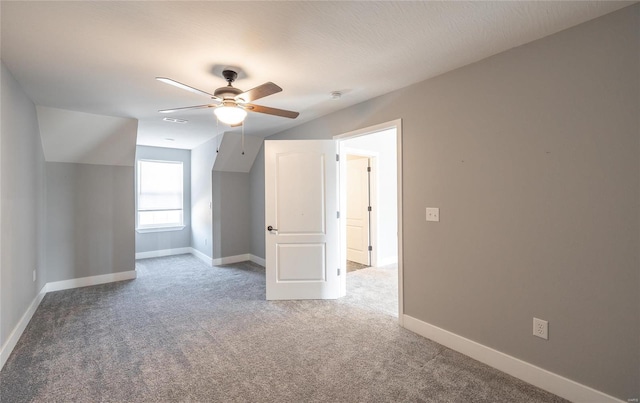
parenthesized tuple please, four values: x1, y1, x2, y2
(235, 82, 282, 103)
(244, 103, 299, 119)
(156, 77, 219, 99)
(158, 104, 217, 114)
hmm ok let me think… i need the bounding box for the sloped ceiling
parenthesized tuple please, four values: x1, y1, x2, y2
(36, 106, 137, 166)
(213, 133, 263, 173)
(2, 2, 634, 150)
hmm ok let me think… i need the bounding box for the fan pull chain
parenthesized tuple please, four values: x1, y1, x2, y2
(216, 117, 220, 153)
(241, 122, 245, 155)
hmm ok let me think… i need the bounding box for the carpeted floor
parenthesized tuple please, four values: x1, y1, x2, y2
(0, 254, 567, 402)
(346, 260, 369, 272)
(343, 262, 397, 317)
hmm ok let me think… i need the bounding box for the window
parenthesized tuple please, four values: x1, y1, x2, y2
(137, 160, 184, 230)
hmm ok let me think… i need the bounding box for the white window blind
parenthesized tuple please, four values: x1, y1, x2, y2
(137, 160, 183, 228)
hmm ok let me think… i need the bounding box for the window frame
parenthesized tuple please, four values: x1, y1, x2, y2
(136, 159, 185, 232)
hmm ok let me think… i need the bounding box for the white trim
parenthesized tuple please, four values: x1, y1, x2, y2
(190, 247, 213, 266)
(396, 119, 404, 326)
(212, 253, 251, 266)
(334, 118, 404, 325)
(134, 247, 265, 268)
(250, 254, 266, 267)
(46, 270, 137, 293)
(135, 225, 186, 234)
(333, 119, 402, 140)
(135, 247, 192, 260)
(0, 285, 47, 370)
(402, 315, 623, 403)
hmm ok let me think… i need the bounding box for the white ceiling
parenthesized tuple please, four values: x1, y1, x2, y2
(1, 1, 633, 150)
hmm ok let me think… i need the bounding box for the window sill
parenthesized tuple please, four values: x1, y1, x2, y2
(136, 225, 186, 234)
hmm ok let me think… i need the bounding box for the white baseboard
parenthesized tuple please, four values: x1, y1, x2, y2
(135, 247, 214, 266)
(46, 270, 137, 293)
(0, 285, 47, 370)
(190, 247, 212, 266)
(1, 269, 136, 371)
(136, 248, 261, 268)
(212, 253, 251, 266)
(249, 254, 265, 267)
(135, 247, 192, 260)
(402, 315, 623, 403)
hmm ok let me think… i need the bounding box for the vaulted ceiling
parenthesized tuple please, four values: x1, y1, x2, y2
(1, 1, 632, 149)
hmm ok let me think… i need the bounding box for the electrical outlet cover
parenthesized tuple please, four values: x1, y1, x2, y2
(533, 317, 548, 340)
(426, 207, 440, 222)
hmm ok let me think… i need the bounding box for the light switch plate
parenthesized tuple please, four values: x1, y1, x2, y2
(426, 207, 440, 222)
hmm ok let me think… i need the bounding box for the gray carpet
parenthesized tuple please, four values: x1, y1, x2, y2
(343, 263, 398, 317)
(346, 260, 369, 273)
(0, 254, 567, 402)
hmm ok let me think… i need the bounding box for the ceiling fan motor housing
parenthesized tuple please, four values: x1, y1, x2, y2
(214, 86, 242, 100)
(215, 70, 243, 99)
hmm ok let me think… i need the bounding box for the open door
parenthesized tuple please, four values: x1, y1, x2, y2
(265, 140, 342, 300)
(346, 155, 371, 266)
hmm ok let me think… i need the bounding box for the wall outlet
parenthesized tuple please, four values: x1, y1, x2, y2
(533, 317, 548, 340)
(32, 269, 37, 282)
(426, 207, 440, 222)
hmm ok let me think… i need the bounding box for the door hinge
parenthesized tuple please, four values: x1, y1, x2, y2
(336, 154, 340, 162)
(337, 211, 340, 219)
(337, 268, 341, 276)
(368, 246, 373, 251)
(367, 166, 371, 172)
(367, 206, 372, 212)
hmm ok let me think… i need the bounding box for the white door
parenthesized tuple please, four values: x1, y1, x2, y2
(265, 140, 342, 300)
(346, 156, 370, 265)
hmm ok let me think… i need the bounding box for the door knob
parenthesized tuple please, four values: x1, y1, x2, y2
(267, 225, 278, 232)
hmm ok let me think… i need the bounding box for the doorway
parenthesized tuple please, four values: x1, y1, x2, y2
(335, 120, 402, 321)
(345, 153, 374, 270)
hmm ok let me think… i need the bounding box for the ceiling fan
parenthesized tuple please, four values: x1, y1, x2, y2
(156, 70, 299, 125)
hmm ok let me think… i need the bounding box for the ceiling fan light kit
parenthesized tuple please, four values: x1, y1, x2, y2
(157, 69, 299, 126)
(214, 103, 248, 125)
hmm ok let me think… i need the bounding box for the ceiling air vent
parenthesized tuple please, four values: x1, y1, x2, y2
(163, 117, 187, 124)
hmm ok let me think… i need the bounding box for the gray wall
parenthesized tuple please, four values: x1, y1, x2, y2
(249, 148, 265, 259)
(45, 162, 135, 282)
(191, 137, 218, 258)
(135, 146, 191, 253)
(212, 171, 250, 259)
(0, 62, 46, 346)
(248, 6, 640, 400)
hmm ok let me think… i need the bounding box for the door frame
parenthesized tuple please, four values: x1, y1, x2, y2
(333, 119, 404, 325)
(343, 149, 378, 267)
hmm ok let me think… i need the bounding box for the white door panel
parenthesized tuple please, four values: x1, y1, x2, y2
(275, 152, 326, 234)
(276, 243, 326, 281)
(265, 140, 341, 300)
